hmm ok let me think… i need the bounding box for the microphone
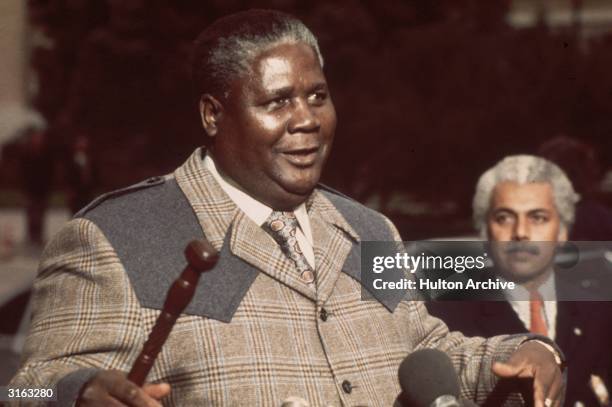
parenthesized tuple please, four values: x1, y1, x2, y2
(397, 349, 477, 407)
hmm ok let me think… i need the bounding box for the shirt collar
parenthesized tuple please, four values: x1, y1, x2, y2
(203, 153, 313, 244)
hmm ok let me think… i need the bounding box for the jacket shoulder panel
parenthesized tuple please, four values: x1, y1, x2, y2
(75, 176, 167, 218)
(77, 176, 258, 322)
(317, 184, 395, 242)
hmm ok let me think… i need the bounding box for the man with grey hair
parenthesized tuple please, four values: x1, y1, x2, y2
(429, 154, 612, 406)
(473, 155, 579, 241)
(11, 11, 564, 407)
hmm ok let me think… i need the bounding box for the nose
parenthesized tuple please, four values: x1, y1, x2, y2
(288, 98, 320, 134)
(512, 216, 530, 241)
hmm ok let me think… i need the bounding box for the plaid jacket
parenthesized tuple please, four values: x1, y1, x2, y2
(10, 149, 527, 406)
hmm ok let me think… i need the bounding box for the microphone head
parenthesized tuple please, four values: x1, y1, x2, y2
(398, 349, 461, 407)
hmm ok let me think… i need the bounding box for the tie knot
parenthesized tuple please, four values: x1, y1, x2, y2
(529, 290, 543, 303)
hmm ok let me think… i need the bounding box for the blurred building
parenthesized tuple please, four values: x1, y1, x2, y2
(0, 0, 610, 240)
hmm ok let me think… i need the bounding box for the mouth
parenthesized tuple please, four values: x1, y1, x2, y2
(280, 146, 320, 167)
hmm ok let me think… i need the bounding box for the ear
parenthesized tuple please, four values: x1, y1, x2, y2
(199, 94, 223, 137)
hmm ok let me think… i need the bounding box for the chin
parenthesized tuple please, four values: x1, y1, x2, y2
(280, 174, 320, 195)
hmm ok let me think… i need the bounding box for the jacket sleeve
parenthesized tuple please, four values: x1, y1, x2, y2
(382, 216, 539, 405)
(8, 218, 145, 407)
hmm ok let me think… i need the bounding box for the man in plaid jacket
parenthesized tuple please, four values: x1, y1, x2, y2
(10, 10, 563, 407)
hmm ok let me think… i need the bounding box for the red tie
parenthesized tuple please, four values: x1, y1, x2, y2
(529, 291, 548, 336)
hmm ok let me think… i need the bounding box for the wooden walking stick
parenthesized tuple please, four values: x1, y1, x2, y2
(127, 239, 219, 386)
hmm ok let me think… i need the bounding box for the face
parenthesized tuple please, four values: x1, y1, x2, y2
(206, 42, 336, 210)
(486, 181, 568, 286)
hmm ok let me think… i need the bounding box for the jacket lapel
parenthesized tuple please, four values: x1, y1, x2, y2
(175, 148, 319, 301)
(308, 191, 362, 306)
(174, 149, 394, 308)
(229, 210, 317, 301)
(174, 148, 238, 252)
(554, 278, 582, 359)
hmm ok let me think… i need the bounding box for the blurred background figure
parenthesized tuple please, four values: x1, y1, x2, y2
(64, 135, 97, 214)
(19, 128, 53, 247)
(428, 155, 612, 407)
(539, 135, 612, 241)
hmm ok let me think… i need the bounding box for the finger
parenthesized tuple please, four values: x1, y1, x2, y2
(108, 379, 159, 407)
(533, 367, 558, 407)
(143, 383, 171, 399)
(106, 395, 130, 407)
(78, 390, 125, 407)
(492, 361, 529, 378)
(492, 362, 518, 377)
(533, 365, 559, 407)
(78, 384, 124, 407)
(533, 377, 545, 407)
(545, 370, 563, 406)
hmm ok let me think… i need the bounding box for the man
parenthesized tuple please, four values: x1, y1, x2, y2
(11, 11, 562, 407)
(428, 155, 612, 406)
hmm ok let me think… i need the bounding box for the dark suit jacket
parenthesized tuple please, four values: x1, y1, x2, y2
(427, 274, 612, 406)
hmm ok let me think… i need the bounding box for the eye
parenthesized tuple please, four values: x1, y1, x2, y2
(493, 213, 514, 225)
(530, 213, 550, 224)
(266, 97, 290, 111)
(308, 91, 327, 105)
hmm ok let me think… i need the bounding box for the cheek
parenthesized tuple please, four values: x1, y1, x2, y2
(534, 224, 561, 241)
(321, 108, 337, 136)
(488, 223, 511, 241)
(258, 115, 286, 132)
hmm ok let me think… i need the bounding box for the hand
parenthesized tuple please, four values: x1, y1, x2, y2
(492, 341, 563, 407)
(77, 370, 171, 407)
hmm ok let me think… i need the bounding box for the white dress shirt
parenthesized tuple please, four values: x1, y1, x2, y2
(203, 154, 316, 269)
(505, 272, 557, 340)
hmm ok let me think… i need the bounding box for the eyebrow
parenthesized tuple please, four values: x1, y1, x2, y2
(527, 209, 552, 215)
(266, 86, 294, 98)
(491, 208, 551, 215)
(308, 82, 328, 94)
(266, 82, 327, 95)
(491, 208, 516, 216)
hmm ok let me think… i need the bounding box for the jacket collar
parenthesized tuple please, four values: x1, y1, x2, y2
(174, 148, 358, 304)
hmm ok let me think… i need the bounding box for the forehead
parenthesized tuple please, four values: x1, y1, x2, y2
(490, 181, 556, 212)
(242, 42, 324, 93)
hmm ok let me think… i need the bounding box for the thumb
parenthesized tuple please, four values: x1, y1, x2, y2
(492, 361, 522, 378)
(143, 382, 171, 399)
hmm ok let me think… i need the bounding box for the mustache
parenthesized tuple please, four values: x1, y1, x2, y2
(504, 243, 541, 255)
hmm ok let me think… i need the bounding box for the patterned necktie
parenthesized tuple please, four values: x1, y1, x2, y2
(264, 211, 315, 284)
(529, 291, 548, 336)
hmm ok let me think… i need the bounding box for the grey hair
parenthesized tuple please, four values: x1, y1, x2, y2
(193, 10, 323, 100)
(473, 155, 580, 235)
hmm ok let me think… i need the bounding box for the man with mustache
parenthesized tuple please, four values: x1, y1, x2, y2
(11, 12, 563, 407)
(428, 155, 612, 406)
